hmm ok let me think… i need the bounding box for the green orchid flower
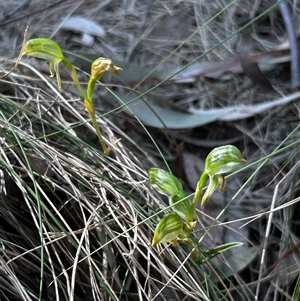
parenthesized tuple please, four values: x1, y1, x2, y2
(148, 167, 183, 196)
(23, 38, 86, 98)
(193, 145, 245, 206)
(148, 168, 195, 224)
(149, 145, 245, 262)
(23, 39, 123, 154)
(152, 212, 184, 246)
(84, 57, 122, 154)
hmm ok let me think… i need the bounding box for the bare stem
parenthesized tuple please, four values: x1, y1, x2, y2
(279, 1, 300, 90)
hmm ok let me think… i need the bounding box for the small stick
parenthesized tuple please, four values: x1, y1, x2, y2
(0, 26, 28, 79)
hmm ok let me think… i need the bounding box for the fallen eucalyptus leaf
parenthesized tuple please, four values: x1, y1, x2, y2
(118, 91, 300, 129)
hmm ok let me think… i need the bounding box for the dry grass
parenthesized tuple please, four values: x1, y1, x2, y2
(0, 0, 300, 300)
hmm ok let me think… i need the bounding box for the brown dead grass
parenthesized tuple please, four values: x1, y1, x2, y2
(0, 0, 300, 301)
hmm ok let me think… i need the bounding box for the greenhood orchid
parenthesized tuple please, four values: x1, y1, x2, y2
(22, 38, 122, 154)
(149, 145, 245, 263)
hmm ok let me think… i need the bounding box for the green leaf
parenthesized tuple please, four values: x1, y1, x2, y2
(292, 273, 300, 301)
(197, 242, 243, 264)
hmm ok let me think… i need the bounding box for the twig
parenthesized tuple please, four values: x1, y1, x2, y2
(279, 0, 300, 91)
(0, 26, 28, 79)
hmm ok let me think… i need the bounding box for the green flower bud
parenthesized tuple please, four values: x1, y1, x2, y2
(148, 168, 183, 197)
(152, 213, 184, 245)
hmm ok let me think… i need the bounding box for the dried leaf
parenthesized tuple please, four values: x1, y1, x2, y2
(118, 91, 300, 129)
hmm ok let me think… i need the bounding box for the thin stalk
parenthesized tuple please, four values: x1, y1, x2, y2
(279, 0, 300, 90)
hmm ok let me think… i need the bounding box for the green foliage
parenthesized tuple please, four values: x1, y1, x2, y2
(292, 273, 300, 301)
(149, 145, 245, 263)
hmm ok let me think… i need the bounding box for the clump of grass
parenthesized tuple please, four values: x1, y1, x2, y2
(0, 63, 218, 301)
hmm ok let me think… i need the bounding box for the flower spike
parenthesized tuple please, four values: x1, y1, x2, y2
(148, 168, 195, 223)
(85, 58, 122, 154)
